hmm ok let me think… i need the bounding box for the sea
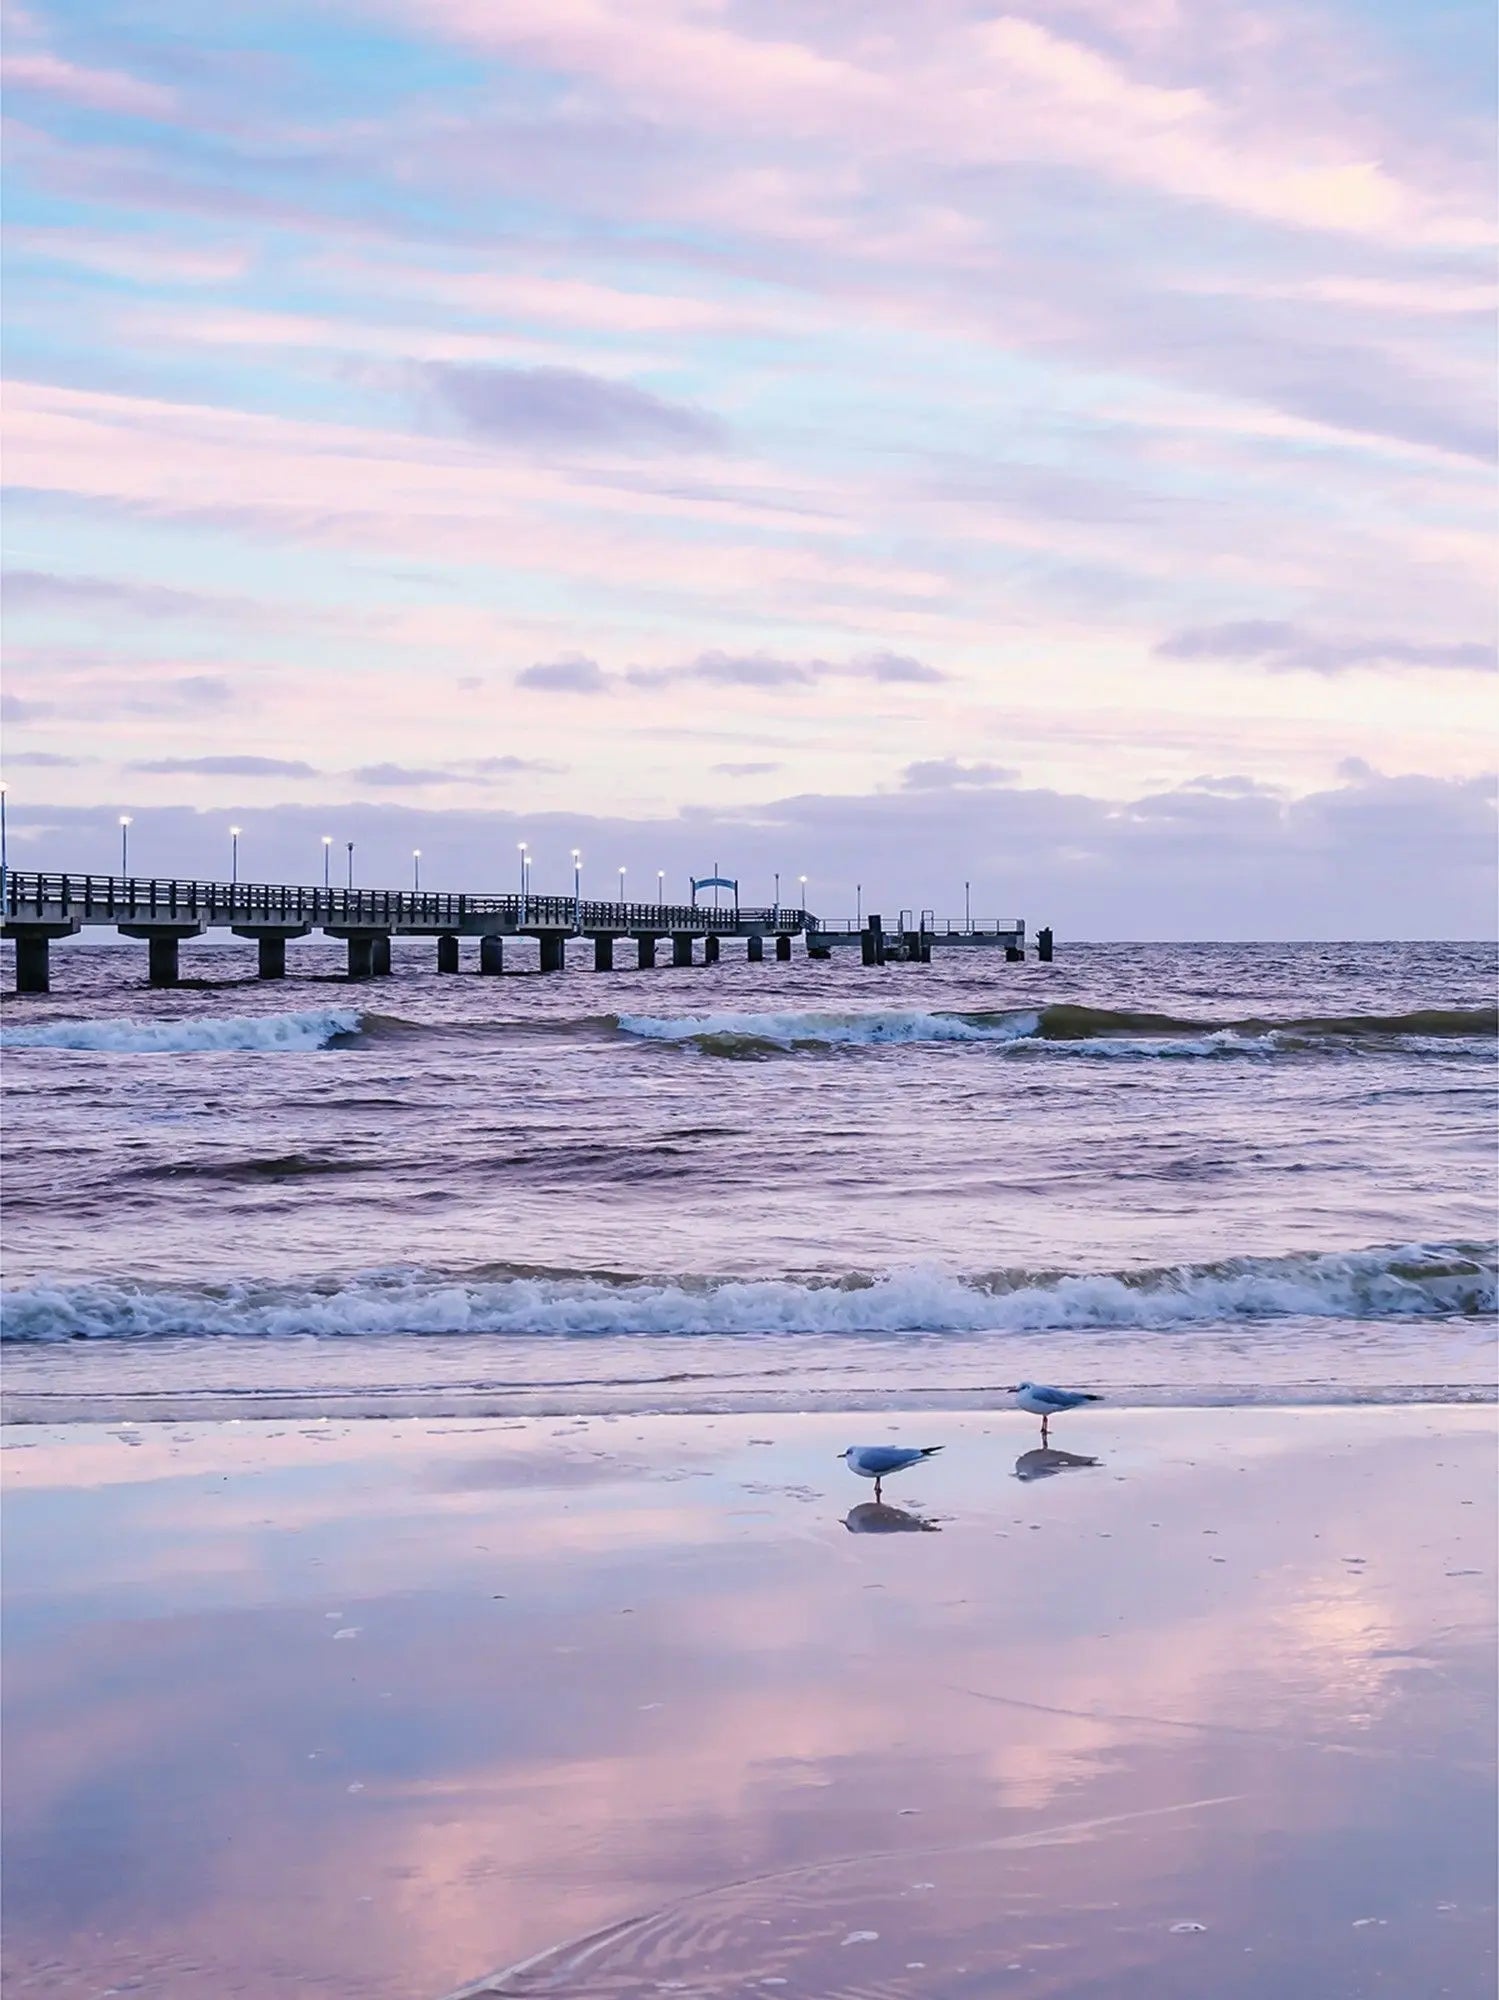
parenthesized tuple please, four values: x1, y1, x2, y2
(1, 936, 1494, 1424)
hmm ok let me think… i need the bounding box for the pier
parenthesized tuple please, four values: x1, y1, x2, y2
(0, 872, 1048, 992)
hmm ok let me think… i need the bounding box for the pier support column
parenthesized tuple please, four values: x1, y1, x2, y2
(371, 936, 391, 976)
(234, 925, 307, 981)
(148, 934, 180, 987)
(703, 934, 720, 964)
(1037, 927, 1053, 962)
(594, 935, 615, 972)
(539, 934, 566, 974)
(747, 935, 764, 963)
(480, 935, 504, 975)
(637, 935, 657, 970)
(1006, 944, 1024, 962)
(121, 924, 201, 988)
(437, 934, 460, 974)
(775, 933, 793, 962)
(15, 932, 49, 994)
(346, 934, 375, 979)
(672, 934, 694, 968)
(862, 916, 885, 967)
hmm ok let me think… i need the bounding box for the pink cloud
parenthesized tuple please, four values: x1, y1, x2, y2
(2, 49, 174, 118)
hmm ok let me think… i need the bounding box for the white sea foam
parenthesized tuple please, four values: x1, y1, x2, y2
(615, 1007, 1041, 1047)
(0, 1007, 363, 1054)
(3, 1243, 1490, 1342)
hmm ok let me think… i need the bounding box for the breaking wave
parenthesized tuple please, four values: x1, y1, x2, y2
(4, 1242, 1491, 1343)
(613, 1002, 1498, 1056)
(0, 1007, 364, 1054)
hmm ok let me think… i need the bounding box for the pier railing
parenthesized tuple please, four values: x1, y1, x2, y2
(1, 871, 813, 934)
(810, 915, 1022, 936)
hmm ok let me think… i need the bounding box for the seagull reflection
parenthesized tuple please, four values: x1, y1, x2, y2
(844, 1501, 941, 1533)
(1014, 1446, 1100, 1482)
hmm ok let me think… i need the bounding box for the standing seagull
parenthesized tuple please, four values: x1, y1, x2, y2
(840, 1444, 943, 1502)
(1006, 1382, 1102, 1442)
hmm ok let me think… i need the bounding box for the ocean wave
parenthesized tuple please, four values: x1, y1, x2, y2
(4, 1242, 1491, 1342)
(0, 1007, 364, 1054)
(614, 1007, 1041, 1050)
(612, 1001, 1497, 1056)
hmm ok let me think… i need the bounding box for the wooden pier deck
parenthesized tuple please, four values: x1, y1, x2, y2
(0, 871, 1047, 992)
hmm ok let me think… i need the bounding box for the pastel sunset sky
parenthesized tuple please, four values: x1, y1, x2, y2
(3, 0, 1494, 934)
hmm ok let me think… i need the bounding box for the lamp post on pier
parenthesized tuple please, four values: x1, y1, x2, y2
(1, 784, 9, 918)
(230, 826, 241, 886)
(856, 882, 862, 927)
(322, 836, 332, 891)
(618, 865, 626, 906)
(572, 849, 582, 929)
(656, 870, 664, 910)
(773, 870, 780, 923)
(965, 880, 971, 932)
(798, 874, 807, 913)
(412, 849, 421, 893)
(346, 841, 354, 891)
(518, 841, 529, 921)
(119, 815, 132, 875)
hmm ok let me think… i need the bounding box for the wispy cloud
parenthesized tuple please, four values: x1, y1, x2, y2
(1157, 621, 1497, 674)
(418, 363, 726, 453)
(520, 650, 949, 694)
(128, 755, 317, 777)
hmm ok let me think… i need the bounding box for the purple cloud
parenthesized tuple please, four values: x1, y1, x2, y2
(129, 755, 317, 776)
(1157, 622, 1497, 675)
(420, 364, 725, 453)
(4, 570, 225, 620)
(517, 655, 610, 693)
(904, 759, 1020, 790)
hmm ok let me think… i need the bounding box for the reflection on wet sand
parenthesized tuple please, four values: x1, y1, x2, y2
(1014, 1445, 1101, 1481)
(843, 1499, 941, 1532)
(2, 1409, 1494, 2000)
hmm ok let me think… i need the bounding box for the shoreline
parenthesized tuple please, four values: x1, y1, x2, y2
(5, 1379, 1496, 1425)
(4, 1403, 1494, 1998)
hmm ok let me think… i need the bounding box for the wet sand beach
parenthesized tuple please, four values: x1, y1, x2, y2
(3, 1404, 1493, 1998)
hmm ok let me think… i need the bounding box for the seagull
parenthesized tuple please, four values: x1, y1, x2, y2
(1005, 1381, 1102, 1442)
(839, 1444, 943, 1502)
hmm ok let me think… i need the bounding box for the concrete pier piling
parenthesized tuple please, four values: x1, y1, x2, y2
(371, 936, 391, 976)
(480, 935, 504, 975)
(861, 916, 885, 967)
(593, 935, 615, 972)
(703, 934, 720, 964)
(120, 925, 200, 988)
(747, 935, 764, 962)
(1037, 926, 1054, 962)
(437, 934, 460, 974)
(233, 925, 308, 979)
(539, 934, 566, 974)
(345, 934, 375, 979)
(637, 936, 656, 970)
(13, 931, 55, 993)
(775, 933, 793, 962)
(673, 934, 694, 967)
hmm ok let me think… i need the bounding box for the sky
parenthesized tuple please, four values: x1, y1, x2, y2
(2, 0, 1495, 936)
